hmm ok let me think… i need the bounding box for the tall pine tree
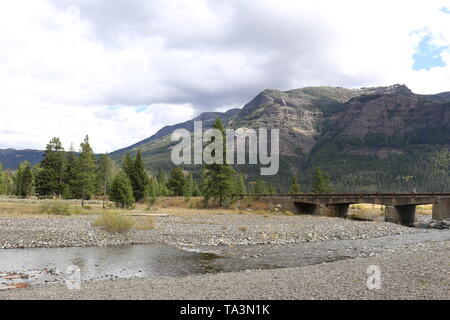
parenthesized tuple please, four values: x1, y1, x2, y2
(35, 137, 66, 197)
(202, 118, 236, 204)
(73, 135, 96, 206)
(311, 167, 332, 194)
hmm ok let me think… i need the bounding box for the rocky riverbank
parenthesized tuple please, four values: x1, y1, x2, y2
(0, 213, 425, 249)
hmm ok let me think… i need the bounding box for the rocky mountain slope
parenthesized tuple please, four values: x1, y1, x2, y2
(2, 84, 449, 192)
(0, 149, 43, 170)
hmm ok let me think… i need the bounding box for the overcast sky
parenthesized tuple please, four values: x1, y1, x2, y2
(1, 0, 449, 153)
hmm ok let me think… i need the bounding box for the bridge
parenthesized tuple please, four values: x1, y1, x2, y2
(256, 193, 450, 226)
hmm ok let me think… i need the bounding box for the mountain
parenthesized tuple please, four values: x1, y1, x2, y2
(110, 84, 450, 192)
(0, 149, 44, 170)
(2, 84, 449, 192)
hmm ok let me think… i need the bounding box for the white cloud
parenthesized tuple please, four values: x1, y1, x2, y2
(0, 0, 449, 152)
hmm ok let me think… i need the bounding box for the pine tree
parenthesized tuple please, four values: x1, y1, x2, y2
(290, 176, 301, 194)
(202, 118, 236, 205)
(311, 167, 332, 194)
(109, 171, 134, 209)
(132, 150, 148, 201)
(253, 177, 267, 195)
(96, 154, 115, 207)
(14, 161, 33, 197)
(73, 135, 96, 206)
(267, 182, 277, 194)
(144, 177, 157, 206)
(35, 137, 66, 197)
(235, 174, 247, 195)
(0, 163, 5, 195)
(122, 153, 134, 178)
(167, 167, 186, 196)
(63, 144, 78, 199)
(184, 172, 194, 197)
(191, 180, 201, 197)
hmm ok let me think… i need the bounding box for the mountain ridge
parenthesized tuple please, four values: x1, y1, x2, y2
(1, 84, 449, 193)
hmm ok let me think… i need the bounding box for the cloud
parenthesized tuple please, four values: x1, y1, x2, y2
(0, 0, 450, 152)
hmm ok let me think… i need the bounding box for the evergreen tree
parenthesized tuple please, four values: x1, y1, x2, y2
(14, 161, 33, 197)
(167, 167, 186, 196)
(143, 177, 157, 206)
(202, 118, 236, 204)
(267, 182, 277, 194)
(62, 144, 78, 199)
(0, 163, 5, 195)
(235, 174, 246, 195)
(184, 172, 194, 197)
(132, 150, 148, 201)
(191, 180, 201, 197)
(73, 135, 96, 206)
(253, 177, 267, 195)
(96, 154, 116, 207)
(109, 171, 134, 209)
(311, 167, 332, 194)
(290, 176, 301, 194)
(122, 153, 135, 180)
(35, 137, 66, 197)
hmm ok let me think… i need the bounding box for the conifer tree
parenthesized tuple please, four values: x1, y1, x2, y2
(132, 150, 148, 201)
(73, 135, 96, 206)
(144, 177, 157, 206)
(253, 177, 267, 195)
(63, 143, 78, 199)
(202, 118, 236, 204)
(184, 172, 194, 197)
(35, 137, 66, 197)
(191, 180, 201, 197)
(109, 171, 134, 209)
(311, 167, 332, 194)
(290, 176, 301, 194)
(167, 167, 186, 196)
(235, 174, 247, 195)
(14, 161, 33, 197)
(0, 163, 5, 195)
(96, 153, 115, 207)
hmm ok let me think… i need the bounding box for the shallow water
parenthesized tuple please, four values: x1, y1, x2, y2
(1, 229, 449, 290)
(0, 244, 225, 289)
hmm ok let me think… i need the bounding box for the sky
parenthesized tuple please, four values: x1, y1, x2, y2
(0, 0, 449, 153)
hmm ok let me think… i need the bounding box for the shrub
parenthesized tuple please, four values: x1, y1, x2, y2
(93, 212, 134, 233)
(39, 201, 72, 215)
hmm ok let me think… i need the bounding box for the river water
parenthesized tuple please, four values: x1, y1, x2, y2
(0, 244, 223, 289)
(1, 229, 449, 290)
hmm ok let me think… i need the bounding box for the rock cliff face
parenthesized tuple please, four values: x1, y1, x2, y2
(107, 84, 449, 192)
(3, 84, 449, 192)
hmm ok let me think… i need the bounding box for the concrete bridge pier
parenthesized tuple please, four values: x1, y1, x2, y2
(432, 198, 450, 220)
(385, 205, 417, 226)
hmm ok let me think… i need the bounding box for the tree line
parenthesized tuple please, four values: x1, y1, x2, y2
(0, 118, 332, 208)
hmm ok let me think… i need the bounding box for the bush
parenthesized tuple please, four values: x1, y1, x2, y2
(93, 212, 134, 233)
(39, 201, 72, 215)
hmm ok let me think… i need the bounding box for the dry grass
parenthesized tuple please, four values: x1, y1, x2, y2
(416, 204, 432, 215)
(93, 212, 134, 233)
(350, 203, 385, 215)
(0, 196, 292, 219)
(131, 216, 156, 230)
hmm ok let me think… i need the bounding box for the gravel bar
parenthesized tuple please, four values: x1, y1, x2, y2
(0, 213, 425, 249)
